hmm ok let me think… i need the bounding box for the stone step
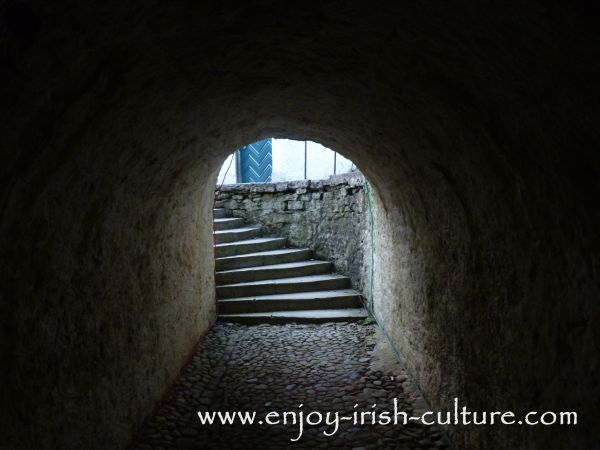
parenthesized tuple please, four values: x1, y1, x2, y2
(217, 308, 369, 324)
(214, 217, 245, 231)
(214, 226, 261, 244)
(216, 260, 332, 285)
(216, 274, 350, 298)
(218, 289, 363, 313)
(215, 237, 286, 258)
(213, 208, 228, 219)
(216, 248, 312, 271)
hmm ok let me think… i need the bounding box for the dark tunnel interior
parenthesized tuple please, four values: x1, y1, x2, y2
(1, 1, 599, 449)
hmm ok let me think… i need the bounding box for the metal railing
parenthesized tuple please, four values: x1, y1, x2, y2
(300, 140, 355, 180)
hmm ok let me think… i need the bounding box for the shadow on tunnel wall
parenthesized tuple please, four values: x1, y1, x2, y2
(0, 1, 599, 449)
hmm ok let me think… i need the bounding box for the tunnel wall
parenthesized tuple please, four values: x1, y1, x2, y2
(1, 1, 599, 449)
(0, 97, 219, 449)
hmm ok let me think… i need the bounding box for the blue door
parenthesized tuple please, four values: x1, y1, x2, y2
(239, 139, 272, 183)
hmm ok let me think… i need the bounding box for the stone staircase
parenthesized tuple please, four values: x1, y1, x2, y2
(213, 208, 368, 324)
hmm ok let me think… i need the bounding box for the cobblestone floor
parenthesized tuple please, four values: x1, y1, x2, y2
(132, 322, 451, 449)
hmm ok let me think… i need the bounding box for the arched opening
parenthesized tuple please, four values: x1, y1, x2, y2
(212, 139, 372, 324)
(124, 137, 447, 449)
(217, 139, 358, 184)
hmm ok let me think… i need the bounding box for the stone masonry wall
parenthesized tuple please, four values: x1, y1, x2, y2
(215, 173, 374, 310)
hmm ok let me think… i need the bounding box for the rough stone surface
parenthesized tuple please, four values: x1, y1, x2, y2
(216, 172, 375, 310)
(132, 322, 451, 450)
(1, 1, 599, 450)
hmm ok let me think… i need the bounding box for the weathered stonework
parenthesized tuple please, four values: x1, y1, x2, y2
(215, 173, 375, 310)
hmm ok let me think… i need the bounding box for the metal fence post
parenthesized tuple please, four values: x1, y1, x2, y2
(235, 150, 242, 183)
(333, 151, 337, 175)
(304, 140, 307, 179)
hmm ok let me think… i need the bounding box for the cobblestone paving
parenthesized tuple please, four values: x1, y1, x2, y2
(132, 322, 451, 449)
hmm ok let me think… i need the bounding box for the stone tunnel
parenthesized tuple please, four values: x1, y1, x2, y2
(1, 1, 598, 449)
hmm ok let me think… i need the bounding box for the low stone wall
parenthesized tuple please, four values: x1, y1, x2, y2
(215, 173, 373, 309)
